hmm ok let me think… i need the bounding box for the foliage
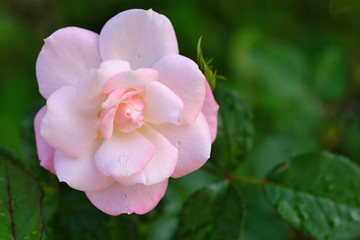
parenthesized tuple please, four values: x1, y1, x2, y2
(175, 182, 243, 240)
(265, 152, 360, 240)
(211, 87, 254, 172)
(0, 152, 43, 240)
(196, 36, 224, 89)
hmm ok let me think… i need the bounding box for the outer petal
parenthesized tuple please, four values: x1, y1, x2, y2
(99, 9, 178, 69)
(86, 180, 168, 215)
(201, 81, 219, 142)
(153, 113, 211, 178)
(95, 131, 155, 178)
(41, 86, 97, 158)
(36, 27, 102, 98)
(54, 141, 114, 192)
(143, 81, 183, 125)
(34, 106, 55, 174)
(115, 124, 178, 186)
(103, 68, 158, 93)
(76, 60, 131, 105)
(152, 54, 206, 125)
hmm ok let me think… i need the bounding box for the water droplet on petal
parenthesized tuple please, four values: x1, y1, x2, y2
(121, 194, 127, 199)
(175, 141, 181, 148)
(124, 207, 132, 215)
(118, 155, 128, 165)
(137, 185, 142, 189)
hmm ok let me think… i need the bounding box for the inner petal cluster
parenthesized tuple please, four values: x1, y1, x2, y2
(94, 87, 145, 139)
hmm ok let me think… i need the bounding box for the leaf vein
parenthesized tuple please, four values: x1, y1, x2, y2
(5, 163, 16, 240)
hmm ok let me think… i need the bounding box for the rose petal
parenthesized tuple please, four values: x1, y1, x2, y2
(85, 180, 168, 215)
(76, 60, 131, 105)
(54, 141, 114, 192)
(99, 9, 178, 69)
(95, 131, 155, 178)
(152, 54, 206, 125)
(34, 106, 55, 174)
(36, 27, 101, 98)
(143, 81, 183, 125)
(116, 124, 178, 186)
(201, 81, 219, 142)
(41, 86, 97, 158)
(153, 113, 211, 178)
(100, 108, 116, 139)
(102, 68, 158, 93)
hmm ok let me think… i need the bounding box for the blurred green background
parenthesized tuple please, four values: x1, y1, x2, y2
(0, 0, 360, 239)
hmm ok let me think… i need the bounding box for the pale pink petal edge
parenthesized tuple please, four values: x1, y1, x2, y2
(86, 180, 168, 215)
(201, 81, 219, 143)
(34, 106, 56, 174)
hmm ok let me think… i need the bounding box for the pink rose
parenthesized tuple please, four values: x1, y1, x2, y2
(34, 9, 219, 215)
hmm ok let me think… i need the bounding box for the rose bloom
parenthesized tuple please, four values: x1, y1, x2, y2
(34, 9, 218, 215)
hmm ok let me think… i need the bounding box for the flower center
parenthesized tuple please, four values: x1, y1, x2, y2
(94, 88, 145, 139)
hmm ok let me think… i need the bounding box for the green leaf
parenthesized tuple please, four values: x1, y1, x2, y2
(211, 87, 254, 171)
(314, 46, 347, 102)
(232, 183, 294, 240)
(264, 151, 360, 240)
(197, 36, 223, 89)
(174, 181, 244, 240)
(110, 215, 139, 240)
(47, 185, 111, 240)
(0, 154, 43, 240)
